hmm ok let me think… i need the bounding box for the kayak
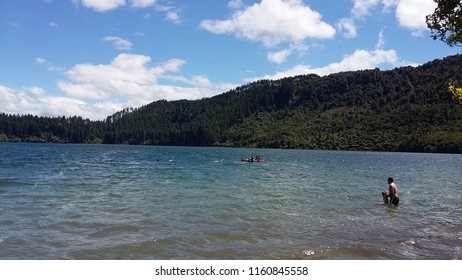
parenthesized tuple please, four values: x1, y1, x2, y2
(241, 156, 264, 163)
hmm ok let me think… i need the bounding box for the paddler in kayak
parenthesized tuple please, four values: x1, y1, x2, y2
(241, 155, 264, 162)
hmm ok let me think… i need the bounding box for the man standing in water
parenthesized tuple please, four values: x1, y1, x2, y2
(382, 177, 399, 205)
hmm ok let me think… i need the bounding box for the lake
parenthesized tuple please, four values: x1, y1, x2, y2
(0, 143, 461, 259)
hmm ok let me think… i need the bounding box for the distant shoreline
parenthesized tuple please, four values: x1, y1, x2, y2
(1, 140, 461, 154)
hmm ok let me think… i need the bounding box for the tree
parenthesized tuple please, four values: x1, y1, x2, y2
(426, 0, 462, 47)
(449, 81, 462, 103)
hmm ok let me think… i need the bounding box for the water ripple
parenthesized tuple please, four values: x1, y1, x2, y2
(1, 143, 461, 259)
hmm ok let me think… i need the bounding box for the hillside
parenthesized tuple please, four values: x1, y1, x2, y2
(1, 54, 462, 153)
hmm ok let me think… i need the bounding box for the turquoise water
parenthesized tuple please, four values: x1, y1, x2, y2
(0, 143, 461, 259)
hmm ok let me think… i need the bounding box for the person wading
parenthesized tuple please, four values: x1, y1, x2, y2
(382, 177, 399, 205)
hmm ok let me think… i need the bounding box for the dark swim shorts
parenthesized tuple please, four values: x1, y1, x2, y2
(390, 197, 399, 205)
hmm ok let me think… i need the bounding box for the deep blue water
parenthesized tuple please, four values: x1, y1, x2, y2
(0, 143, 461, 259)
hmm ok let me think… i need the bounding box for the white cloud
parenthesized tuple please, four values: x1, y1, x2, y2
(165, 11, 181, 24)
(352, 0, 384, 19)
(342, 0, 395, 39)
(0, 85, 48, 115)
(48, 53, 236, 119)
(351, 0, 398, 19)
(254, 31, 402, 80)
(102, 36, 133, 50)
(0, 78, 233, 121)
(267, 48, 293, 64)
(5, 53, 238, 120)
(337, 17, 358, 38)
(36, 57, 47, 65)
(74, 0, 181, 23)
(349, 0, 436, 36)
(266, 43, 308, 64)
(375, 29, 386, 49)
(315, 49, 398, 76)
(142, 1, 182, 24)
(58, 53, 164, 100)
(36, 57, 66, 73)
(257, 48, 399, 80)
(0, 85, 119, 120)
(48, 66, 66, 73)
(228, 0, 245, 10)
(78, 0, 126, 12)
(3, 53, 238, 120)
(395, 0, 436, 36)
(131, 0, 156, 8)
(57, 82, 113, 100)
(76, 0, 158, 11)
(200, 0, 336, 47)
(24, 87, 45, 95)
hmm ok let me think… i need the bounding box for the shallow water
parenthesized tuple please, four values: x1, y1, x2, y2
(0, 143, 461, 259)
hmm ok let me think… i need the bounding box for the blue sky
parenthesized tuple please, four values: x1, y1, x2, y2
(0, 0, 459, 120)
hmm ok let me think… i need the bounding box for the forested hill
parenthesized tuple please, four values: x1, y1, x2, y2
(1, 54, 462, 153)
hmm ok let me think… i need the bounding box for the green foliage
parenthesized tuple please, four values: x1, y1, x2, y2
(449, 81, 462, 103)
(1, 54, 462, 153)
(426, 0, 462, 47)
(0, 114, 105, 144)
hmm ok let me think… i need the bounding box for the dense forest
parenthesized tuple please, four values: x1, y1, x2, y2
(1, 54, 462, 153)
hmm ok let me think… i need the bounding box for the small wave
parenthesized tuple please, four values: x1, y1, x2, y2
(402, 239, 416, 245)
(300, 247, 335, 259)
(302, 250, 315, 256)
(88, 224, 141, 238)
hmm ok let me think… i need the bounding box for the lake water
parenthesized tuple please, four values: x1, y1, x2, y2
(0, 143, 461, 260)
